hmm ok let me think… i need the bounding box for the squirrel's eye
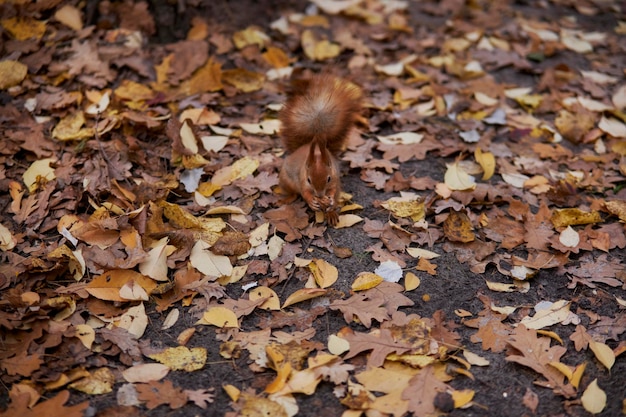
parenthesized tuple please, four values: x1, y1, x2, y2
(307, 177, 312, 184)
(327, 175, 332, 183)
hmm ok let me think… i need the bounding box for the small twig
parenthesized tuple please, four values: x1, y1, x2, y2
(279, 236, 313, 296)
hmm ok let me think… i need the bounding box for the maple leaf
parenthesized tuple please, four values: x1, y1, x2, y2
(505, 325, 576, 398)
(401, 365, 449, 416)
(183, 388, 215, 409)
(524, 203, 555, 251)
(136, 380, 189, 410)
(1, 390, 88, 417)
(342, 328, 414, 368)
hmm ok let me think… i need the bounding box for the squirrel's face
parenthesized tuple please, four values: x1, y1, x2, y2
(306, 169, 333, 196)
(305, 142, 336, 196)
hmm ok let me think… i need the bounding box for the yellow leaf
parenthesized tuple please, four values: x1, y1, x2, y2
(335, 214, 364, 228)
(1, 17, 46, 41)
(69, 368, 115, 395)
(232, 26, 269, 49)
(199, 306, 239, 328)
(180, 108, 220, 125)
(548, 361, 573, 380)
(86, 270, 157, 302)
(211, 156, 259, 187)
(301, 29, 341, 61)
(222, 68, 265, 93)
(328, 334, 350, 355)
(571, 362, 586, 389)
(605, 200, 626, 222)
(462, 350, 490, 366)
(0, 60, 27, 90)
(54, 4, 83, 30)
(139, 237, 174, 281)
(519, 300, 571, 330)
(514, 94, 544, 111)
(551, 208, 602, 228)
(404, 272, 420, 291)
(265, 361, 292, 394)
(114, 79, 154, 103)
(23, 158, 56, 193)
(352, 272, 383, 291)
(581, 379, 606, 414)
(451, 389, 475, 408)
(589, 340, 615, 370)
(223, 384, 240, 401)
(52, 111, 93, 141)
(380, 197, 425, 221)
(309, 259, 338, 288)
(249, 286, 281, 310)
(474, 147, 495, 180)
(444, 162, 476, 191)
(262, 46, 291, 68)
(184, 56, 223, 95)
(189, 240, 233, 278)
(406, 247, 440, 259)
(282, 288, 327, 309)
(148, 346, 207, 371)
(47, 245, 85, 281)
(180, 119, 199, 154)
(536, 330, 563, 345)
(74, 324, 95, 350)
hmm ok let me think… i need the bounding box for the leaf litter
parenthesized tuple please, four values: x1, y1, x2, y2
(0, 0, 625, 416)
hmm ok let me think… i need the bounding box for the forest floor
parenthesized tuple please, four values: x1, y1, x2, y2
(1, 0, 626, 416)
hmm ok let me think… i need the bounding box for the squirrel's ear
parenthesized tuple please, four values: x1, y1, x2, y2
(307, 141, 319, 164)
(318, 140, 331, 164)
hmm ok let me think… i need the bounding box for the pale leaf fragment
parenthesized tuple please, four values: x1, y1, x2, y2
(559, 226, 580, 248)
(519, 300, 571, 330)
(122, 364, 170, 383)
(190, 240, 233, 278)
(445, 163, 476, 191)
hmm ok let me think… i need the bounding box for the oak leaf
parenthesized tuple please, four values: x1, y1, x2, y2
(342, 328, 414, 368)
(0, 390, 88, 417)
(401, 365, 449, 416)
(505, 325, 576, 397)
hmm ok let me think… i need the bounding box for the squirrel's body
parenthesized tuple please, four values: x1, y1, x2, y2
(279, 75, 362, 226)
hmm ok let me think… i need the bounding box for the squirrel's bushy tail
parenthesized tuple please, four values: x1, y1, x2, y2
(280, 75, 362, 155)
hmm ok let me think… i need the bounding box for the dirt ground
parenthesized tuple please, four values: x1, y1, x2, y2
(1, 0, 625, 416)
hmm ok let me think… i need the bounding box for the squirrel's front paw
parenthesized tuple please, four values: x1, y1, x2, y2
(308, 198, 323, 211)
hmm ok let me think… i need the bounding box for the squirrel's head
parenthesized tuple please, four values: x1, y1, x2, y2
(306, 140, 334, 195)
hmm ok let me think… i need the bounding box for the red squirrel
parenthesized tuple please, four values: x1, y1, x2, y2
(278, 75, 362, 226)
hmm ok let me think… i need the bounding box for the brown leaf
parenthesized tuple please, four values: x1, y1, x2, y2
(401, 365, 449, 415)
(343, 328, 414, 368)
(0, 351, 43, 377)
(136, 380, 189, 410)
(505, 325, 576, 397)
(2, 390, 88, 417)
